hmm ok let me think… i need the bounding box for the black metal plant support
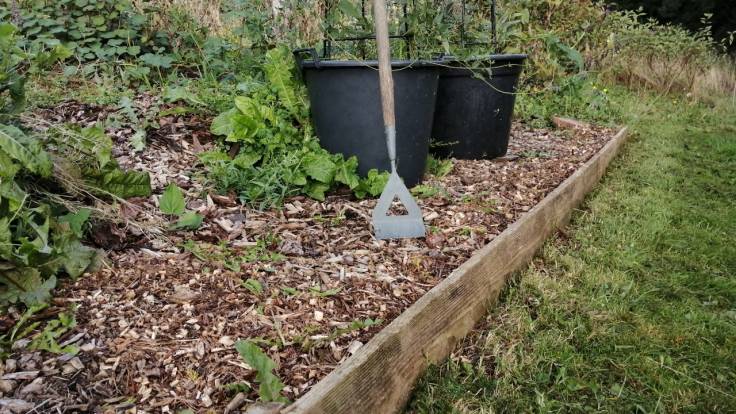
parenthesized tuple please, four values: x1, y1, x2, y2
(321, 0, 499, 60)
(460, 0, 498, 53)
(322, 0, 414, 59)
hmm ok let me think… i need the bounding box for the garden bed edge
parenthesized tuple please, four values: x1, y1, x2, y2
(279, 126, 630, 414)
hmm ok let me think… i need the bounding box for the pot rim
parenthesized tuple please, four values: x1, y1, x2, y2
(437, 53, 528, 64)
(299, 59, 440, 69)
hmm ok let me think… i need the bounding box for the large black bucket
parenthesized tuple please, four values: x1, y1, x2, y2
(431, 54, 527, 159)
(296, 51, 439, 187)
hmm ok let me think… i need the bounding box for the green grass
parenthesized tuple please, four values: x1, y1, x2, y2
(406, 94, 736, 413)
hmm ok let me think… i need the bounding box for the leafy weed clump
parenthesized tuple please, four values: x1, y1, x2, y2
(1, 23, 151, 332)
(204, 46, 388, 209)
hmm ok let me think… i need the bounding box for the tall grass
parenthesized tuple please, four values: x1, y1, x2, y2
(692, 58, 736, 103)
(141, 0, 225, 33)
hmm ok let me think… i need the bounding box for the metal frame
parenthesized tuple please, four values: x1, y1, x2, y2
(460, 0, 498, 51)
(320, 0, 499, 60)
(322, 0, 415, 59)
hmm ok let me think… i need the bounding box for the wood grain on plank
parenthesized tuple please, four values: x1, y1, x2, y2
(285, 127, 630, 414)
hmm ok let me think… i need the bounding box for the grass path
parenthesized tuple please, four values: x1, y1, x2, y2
(407, 96, 736, 413)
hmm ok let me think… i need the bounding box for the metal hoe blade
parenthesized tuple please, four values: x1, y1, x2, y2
(372, 169, 426, 239)
(371, 127, 426, 240)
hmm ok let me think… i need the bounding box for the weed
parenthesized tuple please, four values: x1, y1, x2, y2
(181, 235, 283, 273)
(457, 227, 472, 237)
(235, 340, 287, 403)
(516, 74, 623, 127)
(224, 382, 251, 395)
(280, 286, 298, 296)
(242, 278, 263, 295)
(309, 286, 341, 298)
(330, 214, 346, 226)
(412, 184, 447, 199)
(159, 183, 203, 231)
(327, 318, 383, 342)
(1, 0, 168, 62)
(425, 155, 454, 178)
(519, 149, 552, 159)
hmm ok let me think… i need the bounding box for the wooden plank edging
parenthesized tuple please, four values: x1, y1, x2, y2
(284, 127, 630, 414)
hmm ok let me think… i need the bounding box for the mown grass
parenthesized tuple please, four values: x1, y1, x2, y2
(406, 94, 736, 413)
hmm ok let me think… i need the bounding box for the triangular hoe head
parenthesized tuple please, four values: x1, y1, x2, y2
(372, 172, 426, 239)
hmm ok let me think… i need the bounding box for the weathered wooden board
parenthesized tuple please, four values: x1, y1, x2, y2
(284, 127, 630, 414)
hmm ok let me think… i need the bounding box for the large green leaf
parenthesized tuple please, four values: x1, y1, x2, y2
(335, 156, 360, 189)
(139, 53, 174, 68)
(170, 211, 202, 231)
(302, 152, 336, 184)
(354, 169, 389, 199)
(210, 108, 237, 136)
(163, 86, 204, 106)
(0, 180, 27, 212)
(83, 167, 151, 199)
(233, 152, 261, 169)
(0, 124, 52, 177)
(0, 270, 56, 307)
(80, 125, 113, 168)
(235, 340, 287, 403)
(0, 217, 11, 258)
(264, 47, 306, 120)
(0, 149, 20, 178)
(304, 182, 330, 201)
(58, 208, 91, 238)
(159, 183, 186, 215)
(59, 239, 95, 278)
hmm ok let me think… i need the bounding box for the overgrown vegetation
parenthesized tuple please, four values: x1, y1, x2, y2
(1, 22, 150, 324)
(3, 0, 168, 61)
(203, 46, 388, 208)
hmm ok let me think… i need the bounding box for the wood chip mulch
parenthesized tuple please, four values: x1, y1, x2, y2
(0, 99, 616, 413)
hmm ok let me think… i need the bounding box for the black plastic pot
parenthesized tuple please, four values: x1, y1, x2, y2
(431, 54, 527, 159)
(295, 50, 439, 187)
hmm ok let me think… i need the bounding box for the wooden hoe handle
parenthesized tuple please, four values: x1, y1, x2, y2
(373, 0, 395, 129)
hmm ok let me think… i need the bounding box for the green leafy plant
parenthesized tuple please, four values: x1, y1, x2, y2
(0, 0, 169, 62)
(242, 278, 263, 295)
(0, 123, 151, 308)
(1, 24, 150, 310)
(158, 183, 203, 231)
(0, 23, 26, 119)
(425, 155, 454, 178)
(205, 46, 389, 207)
(412, 184, 447, 199)
(224, 382, 251, 395)
(181, 236, 282, 272)
(235, 339, 287, 403)
(327, 318, 382, 341)
(280, 286, 298, 296)
(171, 211, 203, 231)
(0, 125, 98, 308)
(28, 309, 78, 354)
(160, 183, 186, 215)
(353, 168, 390, 199)
(309, 286, 342, 298)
